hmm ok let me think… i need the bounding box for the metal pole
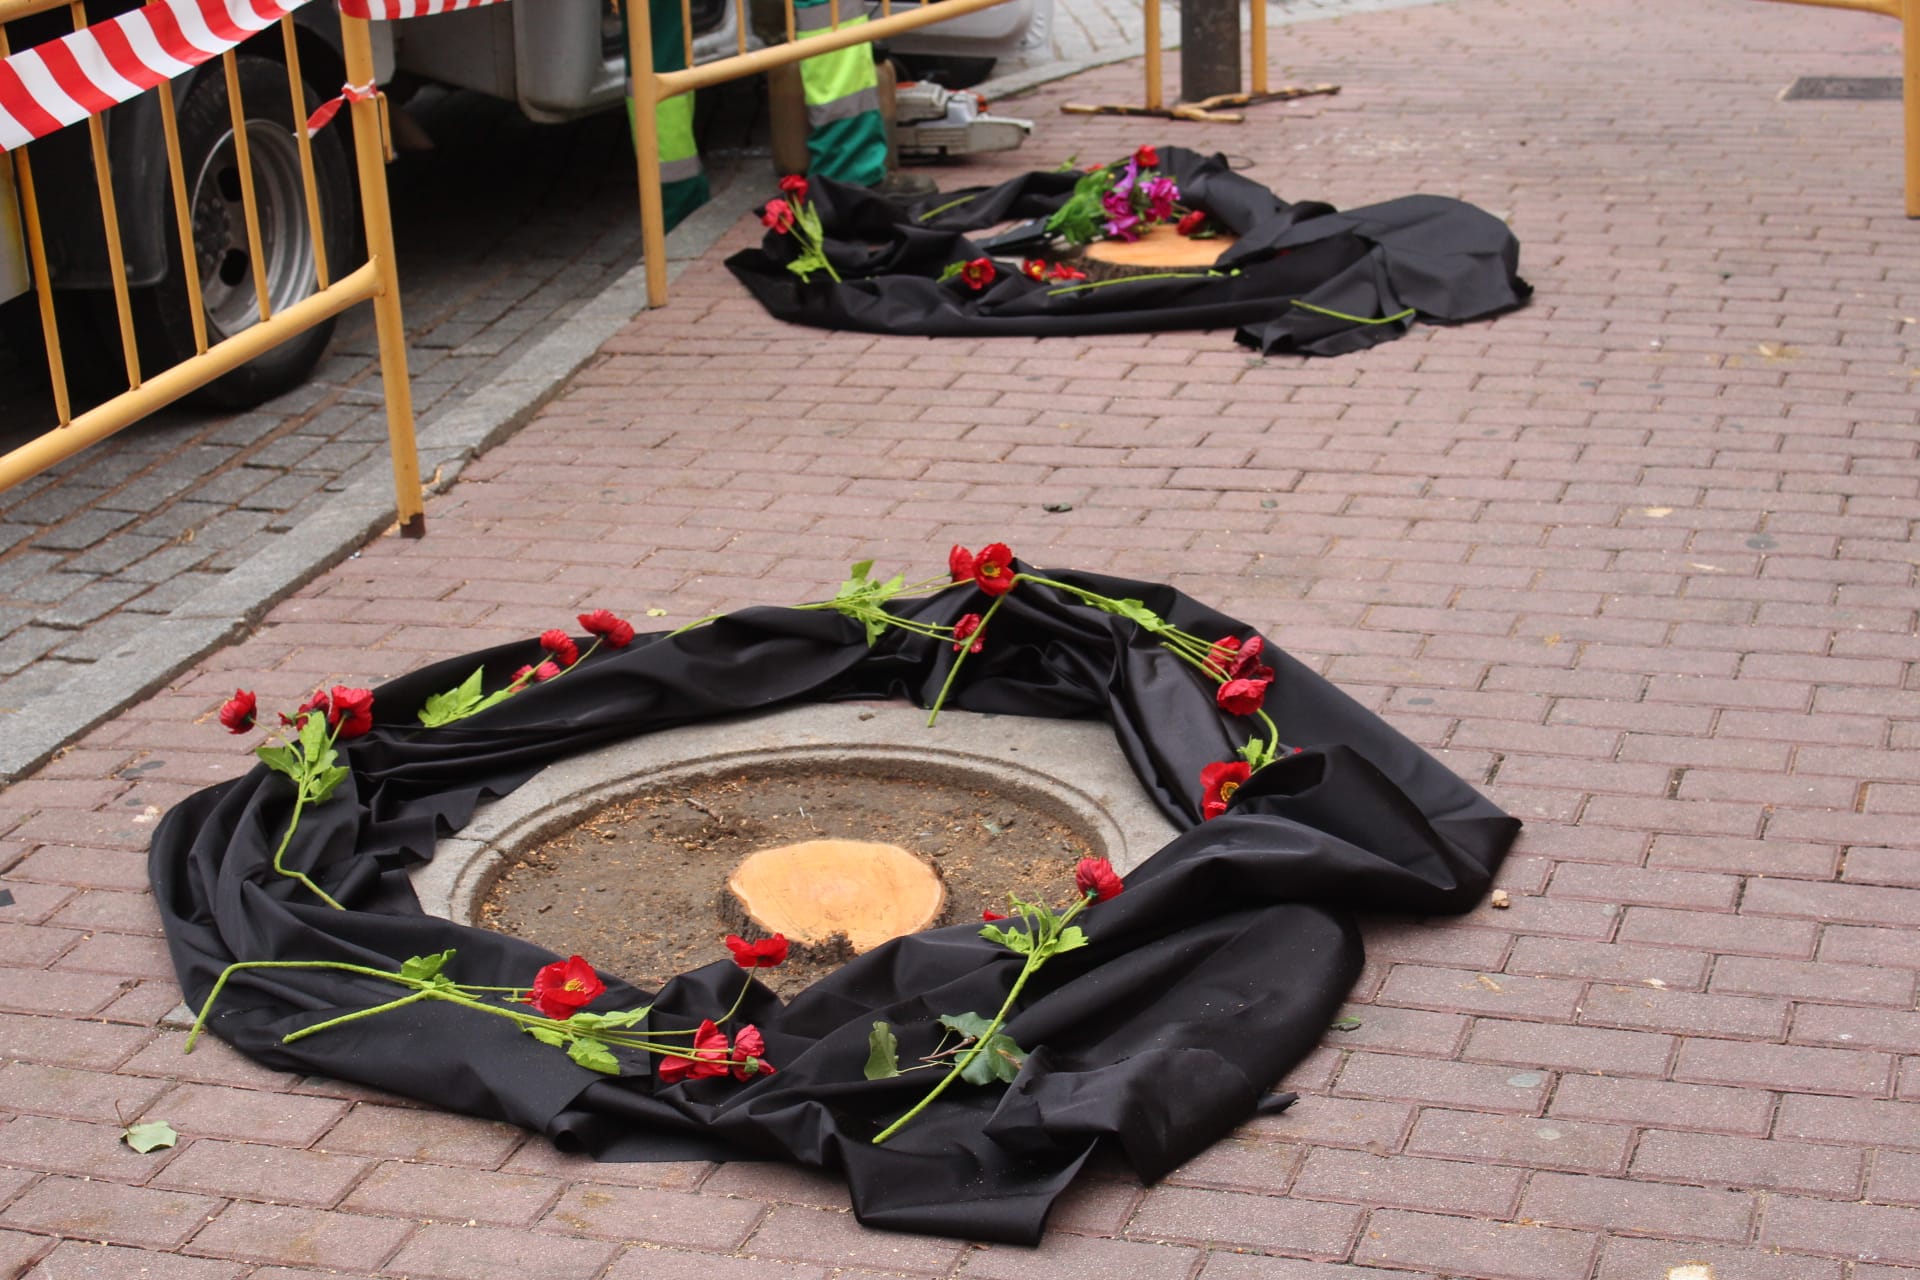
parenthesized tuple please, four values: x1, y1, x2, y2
(628, 0, 670, 309)
(1180, 0, 1241, 101)
(1144, 0, 1163, 111)
(1906, 0, 1918, 215)
(340, 15, 426, 537)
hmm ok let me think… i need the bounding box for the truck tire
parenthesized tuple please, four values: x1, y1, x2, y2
(130, 54, 359, 410)
(891, 54, 996, 90)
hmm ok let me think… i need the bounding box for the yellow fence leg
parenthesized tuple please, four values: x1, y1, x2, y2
(1906, 0, 1919, 214)
(340, 15, 425, 536)
(628, 3, 670, 310)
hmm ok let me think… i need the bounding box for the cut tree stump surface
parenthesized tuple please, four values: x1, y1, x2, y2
(727, 838, 946, 953)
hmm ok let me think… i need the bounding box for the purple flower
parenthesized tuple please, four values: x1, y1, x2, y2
(1113, 159, 1138, 197)
(1104, 213, 1141, 242)
(1144, 177, 1180, 222)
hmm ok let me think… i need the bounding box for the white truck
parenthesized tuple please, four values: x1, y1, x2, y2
(0, 0, 1048, 407)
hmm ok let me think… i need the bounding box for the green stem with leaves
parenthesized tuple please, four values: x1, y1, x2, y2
(268, 783, 344, 911)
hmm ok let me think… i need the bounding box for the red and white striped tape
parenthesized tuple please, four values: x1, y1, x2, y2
(0, 0, 509, 153)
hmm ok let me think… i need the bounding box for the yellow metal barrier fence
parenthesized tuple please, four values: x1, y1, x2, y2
(629, 0, 1023, 308)
(1757, 0, 1919, 216)
(0, 0, 425, 535)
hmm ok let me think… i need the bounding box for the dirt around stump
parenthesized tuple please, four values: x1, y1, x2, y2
(479, 764, 1106, 998)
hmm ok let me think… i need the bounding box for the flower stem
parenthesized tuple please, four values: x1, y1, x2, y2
(186, 959, 432, 1051)
(926, 593, 1008, 727)
(282, 989, 435, 1042)
(1289, 299, 1417, 325)
(269, 783, 344, 911)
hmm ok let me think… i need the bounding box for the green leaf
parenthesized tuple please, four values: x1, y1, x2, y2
(593, 1007, 651, 1030)
(526, 1025, 567, 1047)
(1049, 925, 1088, 956)
(121, 1120, 177, 1153)
(863, 1021, 900, 1080)
(298, 710, 329, 760)
(848, 559, 875, 581)
(306, 764, 350, 807)
(566, 1037, 621, 1074)
(254, 743, 301, 782)
(1330, 1016, 1363, 1032)
(418, 667, 487, 727)
(400, 951, 455, 983)
(959, 1032, 1028, 1086)
(937, 1011, 996, 1043)
(980, 923, 1033, 955)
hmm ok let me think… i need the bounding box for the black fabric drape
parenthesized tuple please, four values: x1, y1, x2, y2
(724, 147, 1531, 355)
(150, 567, 1520, 1243)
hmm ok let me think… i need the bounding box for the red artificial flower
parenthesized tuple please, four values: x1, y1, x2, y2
(1200, 760, 1252, 820)
(1206, 635, 1242, 672)
(952, 613, 985, 653)
(731, 1024, 776, 1080)
(969, 543, 1015, 596)
(762, 198, 796, 234)
(658, 1019, 732, 1084)
(777, 174, 809, 204)
(725, 934, 790, 968)
(540, 629, 579, 668)
(959, 257, 995, 291)
(1177, 209, 1207, 236)
(1134, 144, 1159, 169)
(512, 664, 535, 684)
(525, 955, 605, 1020)
(1074, 857, 1124, 902)
(319, 685, 375, 739)
(1223, 635, 1276, 689)
(1216, 676, 1271, 716)
(218, 689, 257, 734)
(948, 544, 976, 582)
(578, 609, 636, 648)
(1021, 258, 1048, 281)
(532, 661, 562, 683)
(982, 908, 1008, 922)
(1048, 263, 1088, 282)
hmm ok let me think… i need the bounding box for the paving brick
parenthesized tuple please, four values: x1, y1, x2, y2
(184, 1202, 414, 1270)
(1462, 1018, 1674, 1076)
(21, 1240, 244, 1280)
(1596, 1237, 1844, 1280)
(603, 1248, 829, 1280)
(338, 1160, 558, 1225)
(1743, 878, 1920, 928)
(1633, 1127, 1863, 1197)
(1164, 1137, 1302, 1193)
(149, 1084, 345, 1148)
(1617, 907, 1817, 958)
(1776, 1096, 1920, 1150)
(150, 1139, 371, 1207)
(1127, 1186, 1362, 1257)
(1406, 1108, 1630, 1175)
(960, 1231, 1201, 1280)
(744, 1204, 966, 1273)
(1290, 1147, 1522, 1217)
(542, 1183, 763, 1249)
(1246, 1096, 1410, 1154)
(1334, 1053, 1549, 1115)
(0, 1175, 220, 1248)
(318, 1102, 523, 1167)
(1579, 984, 1789, 1040)
(1506, 937, 1708, 989)
(0, 1227, 55, 1278)
(1869, 1148, 1920, 1207)
(1675, 1037, 1892, 1096)
(0, 1114, 180, 1180)
(1354, 1208, 1596, 1280)
(1520, 1170, 1755, 1242)
(498, 1142, 710, 1190)
(1197, 1255, 1434, 1280)
(1792, 1004, 1920, 1054)
(1547, 1074, 1775, 1137)
(1374, 965, 1584, 1020)
(0, 1011, 151, 1069)
(1760, 1196, 1920, 1266)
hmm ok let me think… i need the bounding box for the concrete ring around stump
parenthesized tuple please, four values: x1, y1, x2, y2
(410, 701, 1183, 929)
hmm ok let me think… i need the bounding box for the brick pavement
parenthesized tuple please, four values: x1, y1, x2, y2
(4, 0, 1920, 1276)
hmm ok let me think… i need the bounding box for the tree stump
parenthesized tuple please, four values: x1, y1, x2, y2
(725, 839, 946, 954)
(1075, 224, 1237, 281)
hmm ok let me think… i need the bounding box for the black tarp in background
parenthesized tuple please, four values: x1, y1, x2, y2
(150, 567, 1521, 1243)
(725, 147, 1532, 356)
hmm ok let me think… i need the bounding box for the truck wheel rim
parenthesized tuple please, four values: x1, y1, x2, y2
(190, 120, 317, 340)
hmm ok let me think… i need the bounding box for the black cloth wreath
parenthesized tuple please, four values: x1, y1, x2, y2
(150, 566, 1521, 1243)
(725, 146, 1532, 355)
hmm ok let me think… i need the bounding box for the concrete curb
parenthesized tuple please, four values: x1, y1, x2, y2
(0, 177, 763, 783)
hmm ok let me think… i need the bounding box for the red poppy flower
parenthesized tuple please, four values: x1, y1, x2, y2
(1177, 209, 1207, 236)
(1217, 676, 1271, 716)
(959, 257, 995, 291)
(324, 686, 375, 739)
(525, 955, 605, 1020)
(578, 609, 636, 648)
(762, 198, 796, 234)
(1048, 263, 1088, 282)
(1074, 857, 1124, 902)
(948, 545, 976, 582)
(1226, 635, 1271, 681)
(1021, 258, 1047, 281)
(1205, 636, 1241, 672)
(982, 908, 1008, 922)
(218, 689, 257, 734)
(1134, 144, 1159, 169)
(970, 543, 1015, 596)
(725, 934, 790, 968)
(731, 1024, 776, 1080)
(952, 613, 985, 653)
(533, 661, 562, 683)
(1200, 760, 1252, 820)
(658, 1019, 732, 1084)
(540, 629, 579, 668)
(777, 174, 809, 204)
